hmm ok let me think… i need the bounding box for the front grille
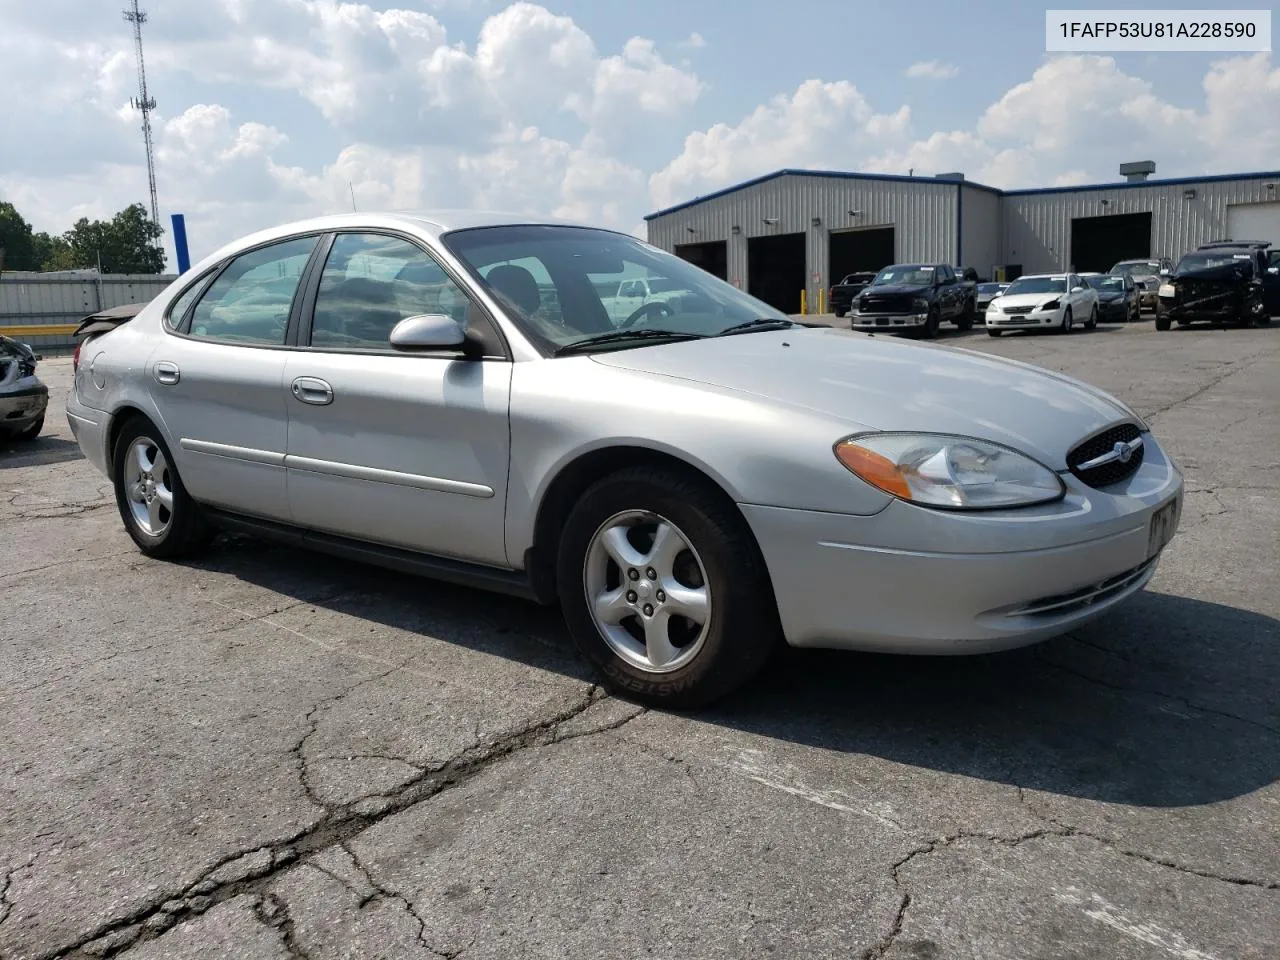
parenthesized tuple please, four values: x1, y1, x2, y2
(1066, 422, 1145, 488)
(859, 295, 914, 314)
(1004, 305, 1033, 315)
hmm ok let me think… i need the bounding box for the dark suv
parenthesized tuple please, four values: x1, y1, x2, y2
(1156, 241, 1274, 329)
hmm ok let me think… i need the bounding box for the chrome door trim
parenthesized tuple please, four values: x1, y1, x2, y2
(283, 454, 495, 499)
(180, 438, 286, 467)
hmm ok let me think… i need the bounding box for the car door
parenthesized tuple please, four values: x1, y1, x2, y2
(150, 234, 321, 521)
(282, 231, 513, 567)
(1068, 274, 1091, 315)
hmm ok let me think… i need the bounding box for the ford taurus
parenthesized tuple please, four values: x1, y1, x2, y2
(66, 212, 1183, 708)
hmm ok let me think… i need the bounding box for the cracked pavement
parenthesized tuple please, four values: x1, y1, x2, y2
(2, 320, 1278, 959)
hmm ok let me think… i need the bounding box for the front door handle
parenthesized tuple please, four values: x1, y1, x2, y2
(154, 361, 180, 385)
(291, 376, 334, 406)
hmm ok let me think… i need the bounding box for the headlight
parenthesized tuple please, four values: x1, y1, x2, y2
(834, 433, 1066, 510)
(1158, 283, 1175, 298)
(1040, 299, 1061, 311)
(912, 298, 929, 310)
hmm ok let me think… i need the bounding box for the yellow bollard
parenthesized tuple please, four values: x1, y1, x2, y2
(800, 289, 808, 315)
(818, 287, 826, 315)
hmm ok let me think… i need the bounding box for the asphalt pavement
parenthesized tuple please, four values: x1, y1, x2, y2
(2, 317, 1278, 959)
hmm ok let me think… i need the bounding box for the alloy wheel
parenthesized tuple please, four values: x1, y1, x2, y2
(583, 509, 712, 673)
(123, 436, 174, 537)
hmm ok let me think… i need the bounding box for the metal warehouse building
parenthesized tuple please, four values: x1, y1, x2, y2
(644, 165, 1280, 314)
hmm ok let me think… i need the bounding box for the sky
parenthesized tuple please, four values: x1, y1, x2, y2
(1, 0, 1277, 268)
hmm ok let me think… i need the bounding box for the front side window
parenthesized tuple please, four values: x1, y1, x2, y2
(310, 233, 476, 349)
(188, 236, 318, 345)
(442, 225, 790, 352)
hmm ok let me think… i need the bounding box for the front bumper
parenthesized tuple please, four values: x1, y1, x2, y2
(0, 381, 49, 430)
(1098, 300, 1131, 321)
(741, 434, 1183, 654)
(850, 312, 927, 330)
(985, 308, 1061, 329)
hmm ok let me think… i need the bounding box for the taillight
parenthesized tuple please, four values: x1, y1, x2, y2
(72, 340, 83, 372)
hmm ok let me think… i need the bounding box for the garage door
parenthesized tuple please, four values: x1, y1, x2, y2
(1226, 201, 1280, 247)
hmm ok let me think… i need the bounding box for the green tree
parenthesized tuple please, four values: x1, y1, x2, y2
(0, 201, 37, 271)
(63, 203, 166, 274)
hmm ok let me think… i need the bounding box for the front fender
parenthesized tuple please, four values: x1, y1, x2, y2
(504, 357, 894, 560)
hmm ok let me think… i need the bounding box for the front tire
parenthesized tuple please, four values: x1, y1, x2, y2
(556, 465, 781, 709)
(920, 308, 941, 339)
(1086, 305, 1097, 329)
(112, 416, 212, 559)
(987, 328, 1002, 337)
(1155, 309, 1172, 331)
(12, 414, 44, 441)
(1058, 307, 1073, 334)
(955, 300, 974, 331)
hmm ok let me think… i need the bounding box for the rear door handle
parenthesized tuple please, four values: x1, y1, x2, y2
(291, 376, 334, 406)
(154, 361, 180, 385)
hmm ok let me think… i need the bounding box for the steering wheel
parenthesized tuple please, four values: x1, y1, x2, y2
(619, 300, 674, 329)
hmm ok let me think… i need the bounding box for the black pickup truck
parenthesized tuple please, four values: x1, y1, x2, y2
(848, 262, 976, 338)
(828, 272, 877, 318)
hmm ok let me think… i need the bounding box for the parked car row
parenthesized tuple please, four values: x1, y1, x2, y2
(840, 239, 1278, 340)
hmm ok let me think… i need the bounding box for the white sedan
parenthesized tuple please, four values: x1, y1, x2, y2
(985, 273, 1099, 336)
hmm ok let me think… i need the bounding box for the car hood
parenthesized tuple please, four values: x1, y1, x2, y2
(1095, 291, 1125, 302)
(590, 328, 1133, 469)
(859, 283, 929, 297)
(989, 292, 1062, 310)
(1171, 264, 1250, 283)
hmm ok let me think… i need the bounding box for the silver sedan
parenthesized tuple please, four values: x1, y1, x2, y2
(66, 212, 1184, 708)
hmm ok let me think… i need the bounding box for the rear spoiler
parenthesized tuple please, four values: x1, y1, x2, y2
(73, 301, 149, 339)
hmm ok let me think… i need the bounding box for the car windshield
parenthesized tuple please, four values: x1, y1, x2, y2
(976, 283, 1003, 294)
(441, 225, 791, 352)
(1111, 262, 1159, 277)
(1085, 276, 1124, 292)
(1176, 253, 1253, 272)
(1004, 277, 1066, 295)
(871, 266, 934, 286)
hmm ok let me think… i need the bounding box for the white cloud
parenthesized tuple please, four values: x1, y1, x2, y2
(3, 1, 1277, 272)
(906, 60, 959, 80)
(681, 32, 707, 49)
(649, 80, 912, 209)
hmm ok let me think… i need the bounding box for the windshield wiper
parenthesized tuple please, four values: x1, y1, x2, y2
(715, 318, 796, 337)
(554, 329, 706, 356)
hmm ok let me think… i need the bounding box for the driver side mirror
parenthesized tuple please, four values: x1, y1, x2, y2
(389, 314, 467, 351)
(1071, 285, 1085, 293)
(1268, 266, 1279, 275)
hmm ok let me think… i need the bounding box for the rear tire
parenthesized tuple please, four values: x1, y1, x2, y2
(112, 416, 213, 559)
(556, 465, 782, 710)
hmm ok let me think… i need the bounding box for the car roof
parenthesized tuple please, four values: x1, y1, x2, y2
(1197, 240, 1269, 250)
(188, 210, 619, 277)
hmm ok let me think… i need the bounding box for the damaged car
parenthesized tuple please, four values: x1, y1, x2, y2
(0, 335, 48, 443)
(1155, 246, 1270, 330)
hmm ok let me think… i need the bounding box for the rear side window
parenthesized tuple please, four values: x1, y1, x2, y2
(188, 237, 318, 345)
(165, 277, 208, 330)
